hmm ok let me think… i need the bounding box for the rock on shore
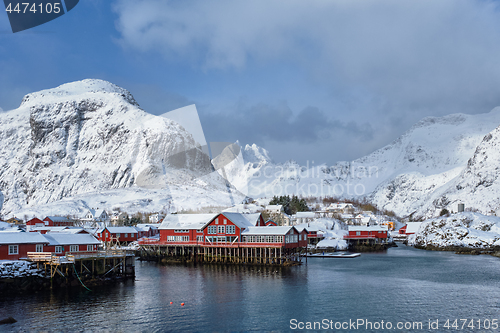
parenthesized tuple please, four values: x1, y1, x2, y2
(408, 212, 500, 250)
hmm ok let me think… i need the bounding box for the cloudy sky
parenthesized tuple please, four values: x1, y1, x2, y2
(2, 0, 500, 165)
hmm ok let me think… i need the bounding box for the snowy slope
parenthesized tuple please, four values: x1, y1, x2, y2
(226, 109, 500, 219)
(411, 123, 500, 218)
(0, 79, 241, 217)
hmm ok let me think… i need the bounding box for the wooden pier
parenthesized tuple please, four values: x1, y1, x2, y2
(139, 243, 303, 266)
(27, 250, 135, 287)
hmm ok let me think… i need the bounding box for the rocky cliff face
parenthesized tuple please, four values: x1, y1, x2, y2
(0, 79, 214, 215)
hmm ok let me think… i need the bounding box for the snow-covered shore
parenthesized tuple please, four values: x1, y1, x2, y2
(296, 218, 348, 251)
(0, 261, 45, 279)
(408, 212, 500, 250)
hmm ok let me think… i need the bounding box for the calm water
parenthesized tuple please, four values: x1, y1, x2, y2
(2, 245, 500, 332)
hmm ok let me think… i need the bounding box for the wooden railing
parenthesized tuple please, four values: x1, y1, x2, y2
(27, 250, 130, 264)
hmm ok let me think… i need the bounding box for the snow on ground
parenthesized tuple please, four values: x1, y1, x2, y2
(222, 203, 264, 214)
(10, 184, 245, 220)
(296, 218, 348, 250)
(408, 212, 500, 248)
(0, 260, 45, 278)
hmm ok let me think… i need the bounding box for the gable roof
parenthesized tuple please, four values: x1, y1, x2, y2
(241, 213, 263, 226)
(160, 214, 217, 230)
(241, 226, 295, 236)
(42, 233, 101, 246)
(44, 216, 74, 223)
(295, 212, 316, 218)
(0, 232, 49, 245)
(220, 212, 255, 229)
(103, 226, 138, 234)
(348, 225, 388, 232)
(405, 222, 424, 234)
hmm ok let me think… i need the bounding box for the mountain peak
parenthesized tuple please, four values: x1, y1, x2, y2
(20, 79, 139, 108)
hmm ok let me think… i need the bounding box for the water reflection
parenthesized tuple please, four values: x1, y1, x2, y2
(2, 245, 500, 332)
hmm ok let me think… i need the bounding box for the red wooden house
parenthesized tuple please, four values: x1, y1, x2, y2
(135, 224, 160, 239)
(343, 225, 389, 245)
(43, 216, 75, 227)
(240, 226, 302, 248)
(0, 232, 49, 260)
(156, 212, 304, 249)
(159, 214, 217, 244)
(26, 218, 45, 231)
(41, 233, 101, 256)
(97, 226, 138, 244)
(265, 220, 278, 226)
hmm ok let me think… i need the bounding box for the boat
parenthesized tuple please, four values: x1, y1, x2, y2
(306, 252, 361, 258)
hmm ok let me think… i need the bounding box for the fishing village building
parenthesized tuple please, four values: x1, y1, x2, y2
(139, 212, 306, 265)
(97, 226, 138, 245)
(343, 225, 389, 248)
(0, 232, 49, 260)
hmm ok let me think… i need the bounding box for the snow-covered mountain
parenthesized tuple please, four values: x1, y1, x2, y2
(227, 108, 500, 219)
(0, 79, 241, 218)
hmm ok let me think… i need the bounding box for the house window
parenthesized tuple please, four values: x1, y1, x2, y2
(87, 245, 93, 251)
(356, 231, 361, 236)
(55, 246, 63, 253)
(226, 225, 235, 234)
(70, 245, 79, 252)
(124, 233, 128, 238)
(8, 245, 18, 255)
(36, 244, 43, 252)
(217, 225, 225, 234)
(208, 226, 217, 234)
(197, 236, 203, 242)
(215, 218, 219, 225)
(223, 219, 227, 225)
(116, 233, 121, 237)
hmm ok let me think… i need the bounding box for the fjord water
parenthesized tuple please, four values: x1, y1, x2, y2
(3, 245, 500, 332)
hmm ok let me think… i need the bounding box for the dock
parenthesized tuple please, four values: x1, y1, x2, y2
(27, 250, 135, 287)
(138, 242, 303, 266)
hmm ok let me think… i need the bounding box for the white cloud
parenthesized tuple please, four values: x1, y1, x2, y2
(113, 0, 500, 162)
(113, 0, 500, 112)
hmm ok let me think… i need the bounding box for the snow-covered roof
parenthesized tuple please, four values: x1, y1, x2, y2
(0, 221, 11, 230)
(103, 226, 138, 234)
(328, 203, 354, 209)
(0, 232, 49, 245)
(295, 212, 316, 218)
(42, 233, 101, 246)
(348, 225, 388, 232)
(242, 213, 262, 226)
(221, 212, 255, 229)
(136, 223, 160, 229)
(160, 214, 217, 230)
(294, 225, 320, 233)
(30, 226, 69, 233)
(45, 216, 73, 222)
(405, 222, 424, 234)
(242, 226, 294, 236)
